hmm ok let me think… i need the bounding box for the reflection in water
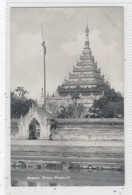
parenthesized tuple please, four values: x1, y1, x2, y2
(11, 168, 124, 186)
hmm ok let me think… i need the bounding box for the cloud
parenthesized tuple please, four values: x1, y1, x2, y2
(61, 33, 84, 57)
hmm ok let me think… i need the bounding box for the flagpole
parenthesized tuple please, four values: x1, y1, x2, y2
(41, 25, 46, 108)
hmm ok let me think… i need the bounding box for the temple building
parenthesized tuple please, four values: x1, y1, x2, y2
(58, 24, 104, 97)
(11, 24, 106, 140)
(39, 24, 105, 115)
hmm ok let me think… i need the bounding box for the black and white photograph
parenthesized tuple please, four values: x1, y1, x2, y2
(10, 6, 124, 187)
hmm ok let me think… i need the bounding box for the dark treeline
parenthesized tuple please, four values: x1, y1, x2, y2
(90, 82, 124, 118)
(11, 87, 36, 119)
(11, 83, 124, 119)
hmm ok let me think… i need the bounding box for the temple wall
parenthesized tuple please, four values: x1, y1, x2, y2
(52, 118, 124, 141)
(11, 118, 124, 142)
(11, 118, 124, 141)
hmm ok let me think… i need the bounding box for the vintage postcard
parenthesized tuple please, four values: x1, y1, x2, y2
(3, 1, 132, 195)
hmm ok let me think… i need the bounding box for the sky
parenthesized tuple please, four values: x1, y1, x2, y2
(10, 7, 124, 100)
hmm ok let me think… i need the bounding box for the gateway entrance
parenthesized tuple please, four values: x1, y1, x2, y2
(29, 118, 40, 140)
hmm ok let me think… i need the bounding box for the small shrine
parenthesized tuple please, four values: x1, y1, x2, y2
(16, 104, 55, 140)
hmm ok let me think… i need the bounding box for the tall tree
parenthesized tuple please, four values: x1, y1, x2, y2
(14, 86, 29, 99)
(11, 87, 36, 119)
(91, 82, 124, 118)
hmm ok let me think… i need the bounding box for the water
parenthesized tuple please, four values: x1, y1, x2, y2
(11, 168, 124, 186)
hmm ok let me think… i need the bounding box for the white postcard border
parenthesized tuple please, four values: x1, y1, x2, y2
(1, 1, 132, 195)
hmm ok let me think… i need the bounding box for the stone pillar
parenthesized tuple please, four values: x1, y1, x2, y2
(17, 124, 28, 139)
(39, 120, 50, 140)
(39, 122, 45, 139)
(47, 122, 51, 139)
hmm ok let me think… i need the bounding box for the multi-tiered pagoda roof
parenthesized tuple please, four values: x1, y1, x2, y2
(58, 24, 105, 97)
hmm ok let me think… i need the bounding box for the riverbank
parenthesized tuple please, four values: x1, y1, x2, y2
(11, 118, 124, 186)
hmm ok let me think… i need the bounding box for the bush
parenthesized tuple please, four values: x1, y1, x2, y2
(102, 101, 124, 118)
(91, 82, 124, 118)
(11, 87, 36, 118)
(56, 103, 84, 118)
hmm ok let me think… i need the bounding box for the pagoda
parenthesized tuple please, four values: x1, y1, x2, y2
(57, 24, 104, 97)
(42, 24, 105, 115)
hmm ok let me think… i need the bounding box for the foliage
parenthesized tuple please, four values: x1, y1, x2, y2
(57, 103, 84, 118)
(47, 102, 59, 117)
(11, 87, 36, 119)
(91, 82, 124, 118)
(57, 106, 67, 118)
(13, 86, 29, 99)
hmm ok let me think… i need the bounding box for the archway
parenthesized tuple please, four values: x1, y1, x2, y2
(29, 118, 40, 140)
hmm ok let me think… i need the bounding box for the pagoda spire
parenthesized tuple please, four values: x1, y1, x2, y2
(85, 22, 89, 48)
